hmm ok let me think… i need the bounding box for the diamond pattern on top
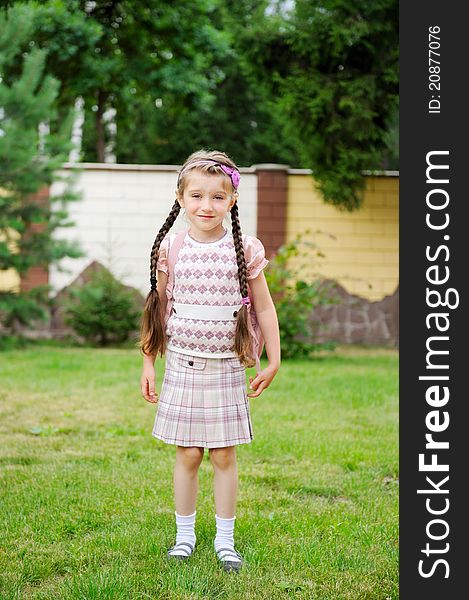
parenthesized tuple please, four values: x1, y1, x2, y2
(167, 234, 242, 356)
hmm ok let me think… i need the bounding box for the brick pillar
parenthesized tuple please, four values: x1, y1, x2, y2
(20, 186, 50, 292)
(252, 164, 289, 258)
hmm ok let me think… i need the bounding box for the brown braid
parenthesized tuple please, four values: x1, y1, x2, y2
(231, 203, 256, 368)
(149, 200, 181, 290)
(139, 200, 181, 357)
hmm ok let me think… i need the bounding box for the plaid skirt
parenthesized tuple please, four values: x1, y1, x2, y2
(152, 349, 253, 448)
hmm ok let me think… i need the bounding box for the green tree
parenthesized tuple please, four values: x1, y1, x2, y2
(64, 267, 140, 346)
(116, 0, 303, 168)
(0, 4, 82, 332)
(15, 0, 232, 162)
(151, 0, 303, 168)
(243, 0, 399, 210)
(6, 0, 397, 184)
(12, 0, 303, 167)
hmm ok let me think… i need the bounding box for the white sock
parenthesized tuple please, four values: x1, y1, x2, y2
(169, 510, 196, 557)
(214, 515, 241, 563)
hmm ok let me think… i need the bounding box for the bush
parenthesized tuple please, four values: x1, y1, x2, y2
(63, 268, 140, 346)
(264, 233, 337, 359)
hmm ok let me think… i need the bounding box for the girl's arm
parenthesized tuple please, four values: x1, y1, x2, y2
(141, 270, 168, 403)
(247, 272, 281, 398)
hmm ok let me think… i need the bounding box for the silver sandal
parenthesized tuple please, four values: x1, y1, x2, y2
(167, 541, 195, 561)
(216, 547, 243, 573)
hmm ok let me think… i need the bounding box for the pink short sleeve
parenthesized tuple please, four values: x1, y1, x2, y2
(245, 236, 269, 280)
(156, 235, 170, 275)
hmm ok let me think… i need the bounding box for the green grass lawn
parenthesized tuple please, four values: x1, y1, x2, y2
(0, 345, 398, 600)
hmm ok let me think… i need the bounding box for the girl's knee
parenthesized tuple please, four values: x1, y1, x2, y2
(209, 446, 236, 470)
(177, 446, 204, 470)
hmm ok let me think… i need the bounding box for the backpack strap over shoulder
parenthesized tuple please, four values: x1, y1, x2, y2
(164, 229, 188, 323)
(242, 234, 265, 372)
(168, 230, 188, 286)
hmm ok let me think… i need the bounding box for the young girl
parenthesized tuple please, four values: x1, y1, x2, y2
(139, 150, 280, 573)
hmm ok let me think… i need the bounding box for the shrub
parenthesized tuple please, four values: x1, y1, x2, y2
(264, 233, 337, 359)
(63, 268, 140, 346)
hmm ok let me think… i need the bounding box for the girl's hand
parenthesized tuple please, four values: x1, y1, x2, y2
(141, 363, 158, 404)
(248, 365, 278, 398)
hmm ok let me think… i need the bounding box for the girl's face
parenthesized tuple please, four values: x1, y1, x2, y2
(178, 171, 236, 241)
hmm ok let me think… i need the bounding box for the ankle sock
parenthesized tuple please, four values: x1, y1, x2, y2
(214, 515, 242, 563)
(168, 510, 196, 557)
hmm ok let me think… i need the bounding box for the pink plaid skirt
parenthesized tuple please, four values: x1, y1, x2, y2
(152, 349, 253, 448)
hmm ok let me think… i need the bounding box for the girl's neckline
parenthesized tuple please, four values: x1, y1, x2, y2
(187, 228, 228, 246)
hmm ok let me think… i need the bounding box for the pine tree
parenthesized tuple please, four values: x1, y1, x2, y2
(0, 4, 83, 333)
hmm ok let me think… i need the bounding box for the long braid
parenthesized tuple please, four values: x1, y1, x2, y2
(149, 200, 181, 290)
(139, 200, 181, 357)
(231, 203, 256, 367)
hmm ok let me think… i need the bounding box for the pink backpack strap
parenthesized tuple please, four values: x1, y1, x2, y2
(164, 229, 188, 323)
(243, 234, 265, 373)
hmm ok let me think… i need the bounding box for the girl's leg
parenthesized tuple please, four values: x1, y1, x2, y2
(168, 446, 204, 559)
(209, 446, 238, 517)
(174, 445, 204, 514)
(209, 446, 243, 572)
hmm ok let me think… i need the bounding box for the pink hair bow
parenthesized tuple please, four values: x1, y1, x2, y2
(217, 164, 240, 189)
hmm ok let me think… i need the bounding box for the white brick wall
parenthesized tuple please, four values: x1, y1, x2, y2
(50, 164, 258, 296)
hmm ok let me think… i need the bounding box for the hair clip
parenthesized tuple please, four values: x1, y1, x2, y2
(241, 296, 251, 306)
(217, 164, 240, 189)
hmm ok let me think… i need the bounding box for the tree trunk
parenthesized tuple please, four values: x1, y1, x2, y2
(96, 90, 106, 162)
(69, 96, 85, 163)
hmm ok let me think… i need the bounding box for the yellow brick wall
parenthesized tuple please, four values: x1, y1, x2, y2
(0, 271, 20, 293)
(0, 229, 21, 293)
(286, 174, 399, 301)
